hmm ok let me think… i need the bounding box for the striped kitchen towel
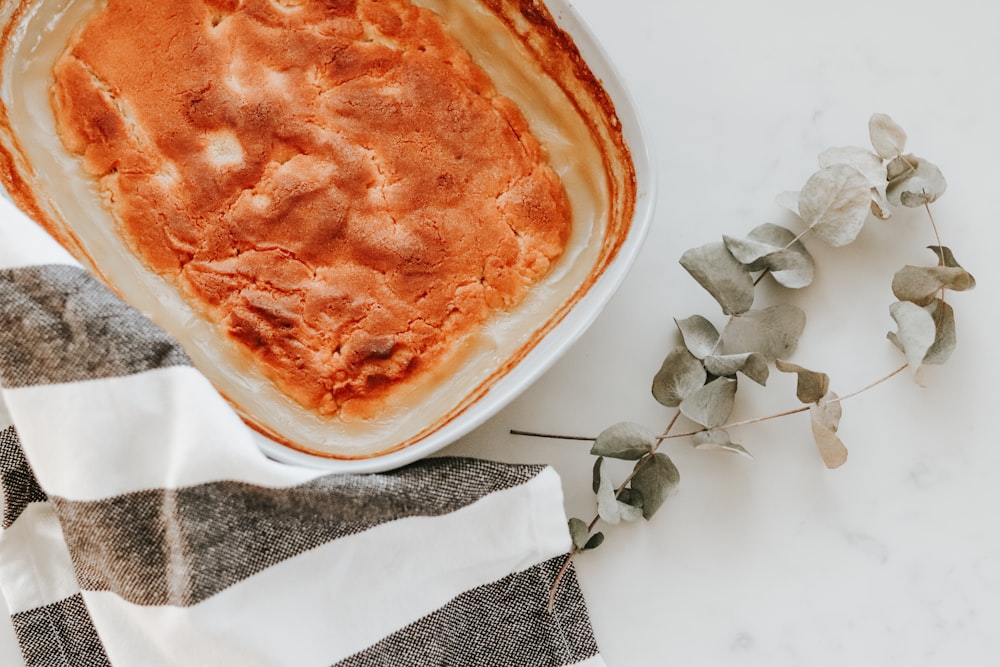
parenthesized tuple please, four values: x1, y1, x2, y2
(0, 196, 603, 666)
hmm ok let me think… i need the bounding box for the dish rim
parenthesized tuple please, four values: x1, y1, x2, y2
(0, 0, 657, 472)
(256, 0, 658, 472)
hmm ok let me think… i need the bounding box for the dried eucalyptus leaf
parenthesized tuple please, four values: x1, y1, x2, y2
(927, 246, 962, 269)
(738, 353, 770, 386)
(888, 301, 936, 381)
(892, 265, 976, 306)
(765, 250, 815, 289)
(720, 304, 807, 360)
(595, 458, 644, 525)
(617, 501, 645, 523)
(927, 266, 974, 292)
(745, 223, 801, 248)
(591, 456, 603, 495)
(818, 146, 888, 187)
(568, 517, 591, 551)
(583, 532, 605, 551)
(812, 391, 843, 431)
(595, 457, 623, 524)
(630, 453, 680, 519)
(775, 359, 830, 404)
(870, 188, 892, 220)
(922, 299, 956, 366)
(591, 422, 657, 461)
(747, 224, 815, 288)
(703, 353, 749, 378)
(723, 234, 779, 271)
(870, 114, 908, 157)
(809, 392, 847, 469)
(596, 486, 621, 525)
(810, 407, 849, 469)
(798, 164, 873, 247)
(723, 235, 814, 287)
(926, 246, 976, 287)
(775, 190, 801, 215)
(652, 346, 708, 408)
(885, 153, 913, 181)
(679, 377, 737, 429)
(886, 155, 946, 207)
(869, 113, 907, 159)
(691, 429, 753, 459)
(704, 352, 769, 386)
(675, 315, 721, 359)
(679, 242, 755, 315)
(617, 488, 645, 510)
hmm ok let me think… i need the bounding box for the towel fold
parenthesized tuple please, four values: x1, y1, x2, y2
(0, 197, 603, 666)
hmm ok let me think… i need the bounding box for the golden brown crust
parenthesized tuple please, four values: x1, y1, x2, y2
(51, 0, 571, 418)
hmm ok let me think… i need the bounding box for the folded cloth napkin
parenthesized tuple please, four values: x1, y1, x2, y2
(0, 196, 603, 666)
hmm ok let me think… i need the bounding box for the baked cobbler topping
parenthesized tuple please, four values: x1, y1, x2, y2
(52, 0, 571, 418)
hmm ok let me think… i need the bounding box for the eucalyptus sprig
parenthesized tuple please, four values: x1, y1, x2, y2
(513, 114, 977, 612)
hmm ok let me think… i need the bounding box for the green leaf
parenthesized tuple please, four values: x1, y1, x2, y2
(591, 456, 603, 495)
(563, 517, 606, 552)
(595, 461, 618, 523)
(810, 392, 848, 469)
(720, 304, 807, 360)
(922, 299, 956, 366)
(888, 301, 936, 382)
(568, 518, 591, 551)
(595, 458, 644, 525)
(617, 488, 645, 511)
(679, 377, 737, 429)
(679, 242, 755, 315)
(703, 352, 769, 386)
(798, 164, 872, 247)
(630, 453, 680, 519)
(591, 422, 657, 460)
(775, 359, 830, 404)
(886, 154, 946, 207)
(869, 113, 907, 159)
(675, 315, 720, 359)
(892, 265, 975, 306)
(723, 224, 815, 289)
(691, 429, 753, 459)
(652, 346, 707, 408)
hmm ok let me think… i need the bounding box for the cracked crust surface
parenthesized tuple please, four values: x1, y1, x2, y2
(51, 0, 571, 419)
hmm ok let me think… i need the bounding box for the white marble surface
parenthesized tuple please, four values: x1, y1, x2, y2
(447, 0, 1000, 665)
(2, 0, 998, 665)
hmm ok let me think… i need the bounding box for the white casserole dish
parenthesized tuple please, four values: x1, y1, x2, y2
(0, 0, 654, 471)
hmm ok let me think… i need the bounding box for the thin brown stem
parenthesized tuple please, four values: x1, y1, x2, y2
(545, 411, 682, 613)
(655, 412, 682, 447)
(667, 405, 809, 439)
(665, 363, 909, 439)
(835, 363, 908, 402)
(509, 429, 595, 442)
(545, 548, 577, 612)
(788, 226, 812, 248)
(538, 362, 907, 612)
(924, 203, 945, 263)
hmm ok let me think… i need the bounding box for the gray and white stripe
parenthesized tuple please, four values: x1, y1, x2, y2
(0, 194, 604, 665)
